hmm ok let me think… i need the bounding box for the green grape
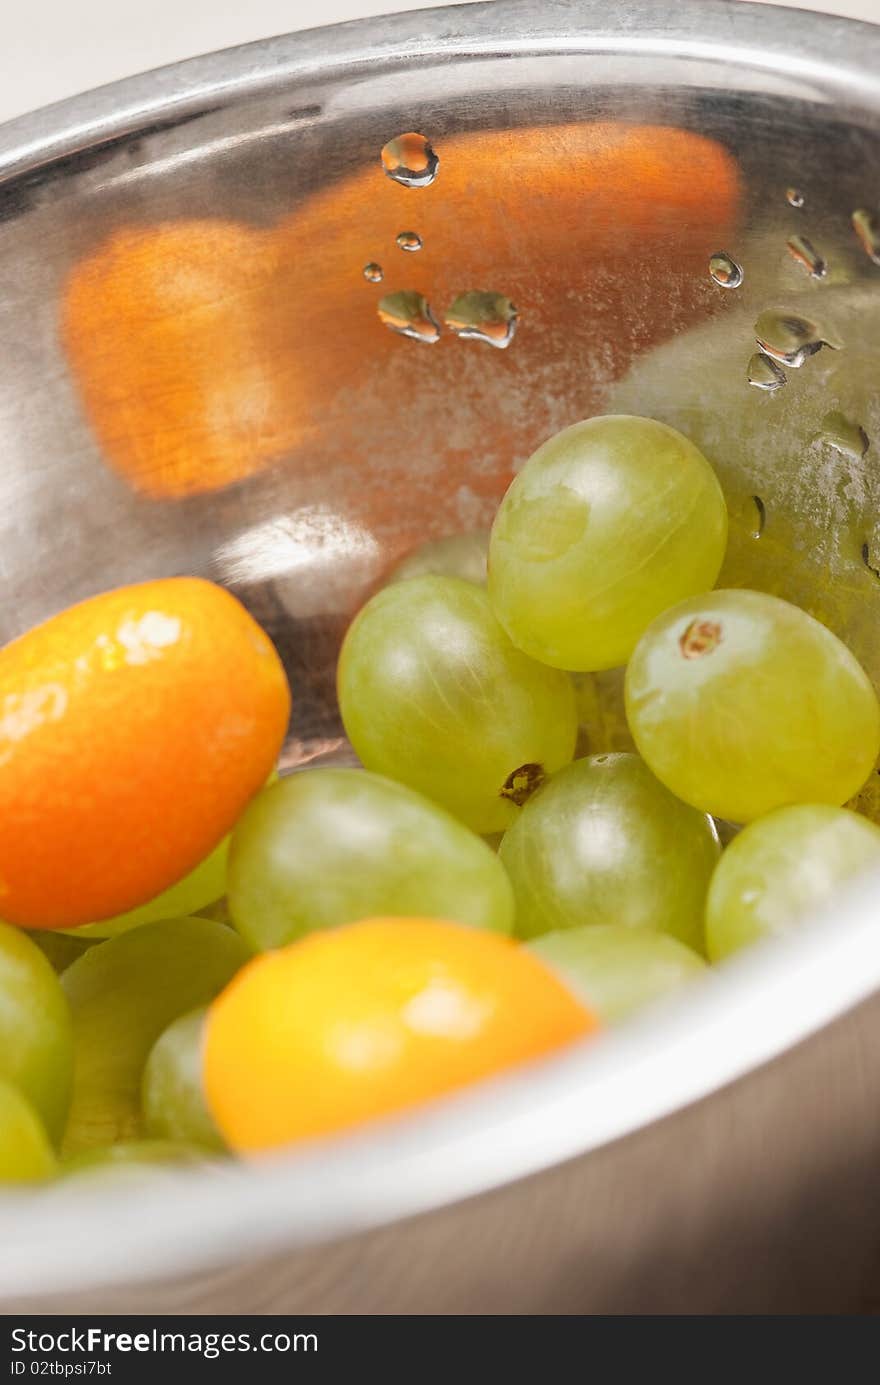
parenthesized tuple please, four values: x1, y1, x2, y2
(487, 415, 727, 672)
(229, 768, 514, 949)
(338, 576, 577, 833)
(142, 1008, 224, 1152)
(0, 922, 73, 1143)
(706, 804, 880, 961)
(499, 753, 718, 952)
(62, 1140, 207, 1178)
(0, 1079, 56, 1183)
(385, 530, 489, 587)
(61, 917, 248, 1154)
(607, 285, 880, 690)
(625, 590, 880, 823)
(529, 925, 706, 1024)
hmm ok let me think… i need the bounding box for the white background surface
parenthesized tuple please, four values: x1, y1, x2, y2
(2, 0, 878, 127)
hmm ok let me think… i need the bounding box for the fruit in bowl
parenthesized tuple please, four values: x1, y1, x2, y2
(2, 392, 879, 1174)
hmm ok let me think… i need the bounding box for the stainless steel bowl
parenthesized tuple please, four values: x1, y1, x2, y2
(3, 0, 880, 1313)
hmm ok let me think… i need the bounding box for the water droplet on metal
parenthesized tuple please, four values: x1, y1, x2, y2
(786, 187, 805, 209)
(852, 208, 880, 266)
(709, 251, 743, 288)
(814, 409, 869, 460)
(396, 230, 423, 253)
(754, 309, 841, 368)
(752, 496, 766, 538)
(786, 234, 827, 279)
(378, 290, 441, 343)
(363, 262, 383, 283)
(747, 351, 786, 391)
(380, 133, 439, 188)
(444, 290, 518, 349)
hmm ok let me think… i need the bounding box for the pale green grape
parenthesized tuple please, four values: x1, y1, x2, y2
(529, 925, 706, 1023)
(625, 590, 880, 823)
(487, 415, 727, 671)
(142, 1008, 224, 1152)
(706, 804, 880, 960)
(385, 530, 489, 586)
(499, 753, 718, 952)
(0, 922, 73, 1143)
(229, 768, 514, 949)
(62, 1140, 207, 1178)
(607, 285, 880, 688)
(61, 917, 248, 1154)
(337, 576, 577, 833)
(0, 1079, 56, 1183)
